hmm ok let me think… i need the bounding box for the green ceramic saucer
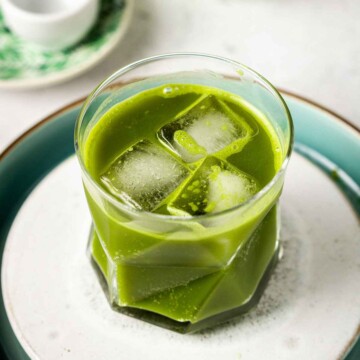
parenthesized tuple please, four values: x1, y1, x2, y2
(0, 0, 134, 89)
(0, 91, 359, 359)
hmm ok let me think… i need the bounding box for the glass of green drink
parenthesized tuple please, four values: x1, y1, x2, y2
(75, 53, 293, 333)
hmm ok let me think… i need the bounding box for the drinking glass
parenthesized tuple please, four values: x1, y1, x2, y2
(75, 53, 293, 333)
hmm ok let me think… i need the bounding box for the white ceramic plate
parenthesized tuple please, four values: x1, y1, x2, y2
(1, 151, 359, 359)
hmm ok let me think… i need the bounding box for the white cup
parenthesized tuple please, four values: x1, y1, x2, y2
(1, 0, 99, 50)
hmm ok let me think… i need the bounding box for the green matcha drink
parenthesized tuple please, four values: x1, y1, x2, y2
(75, 54, 293, 332)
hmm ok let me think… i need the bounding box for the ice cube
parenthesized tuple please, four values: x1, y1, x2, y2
(158, 95, 252, 162)
(206, 167, 258, 213)
(100, 140, 190, 211)
(168, 157, 258, 216)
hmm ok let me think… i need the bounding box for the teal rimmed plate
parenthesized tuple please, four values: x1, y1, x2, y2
(0, 91, 359, 359)
(0, 0, 134, 89)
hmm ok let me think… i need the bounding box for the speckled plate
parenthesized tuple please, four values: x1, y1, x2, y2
(0, 0, 134, 89)
(0, 91, 359, 359)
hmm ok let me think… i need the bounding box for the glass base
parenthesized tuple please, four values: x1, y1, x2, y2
(87, 221, 280, 334)
(90, 245, 280, 334)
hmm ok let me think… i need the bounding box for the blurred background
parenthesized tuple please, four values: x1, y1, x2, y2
(0, 0, 359, 152)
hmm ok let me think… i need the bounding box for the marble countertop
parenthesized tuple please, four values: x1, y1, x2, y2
(1, 0, 359, 153)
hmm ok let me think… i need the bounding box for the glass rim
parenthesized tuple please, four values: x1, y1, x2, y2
(74, 52, 294, 222)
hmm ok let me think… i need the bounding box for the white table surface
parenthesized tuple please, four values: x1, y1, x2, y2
(1, 0, 359, 153)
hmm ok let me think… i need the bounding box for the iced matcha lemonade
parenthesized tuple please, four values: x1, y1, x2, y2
(76, 55, 292, 332)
